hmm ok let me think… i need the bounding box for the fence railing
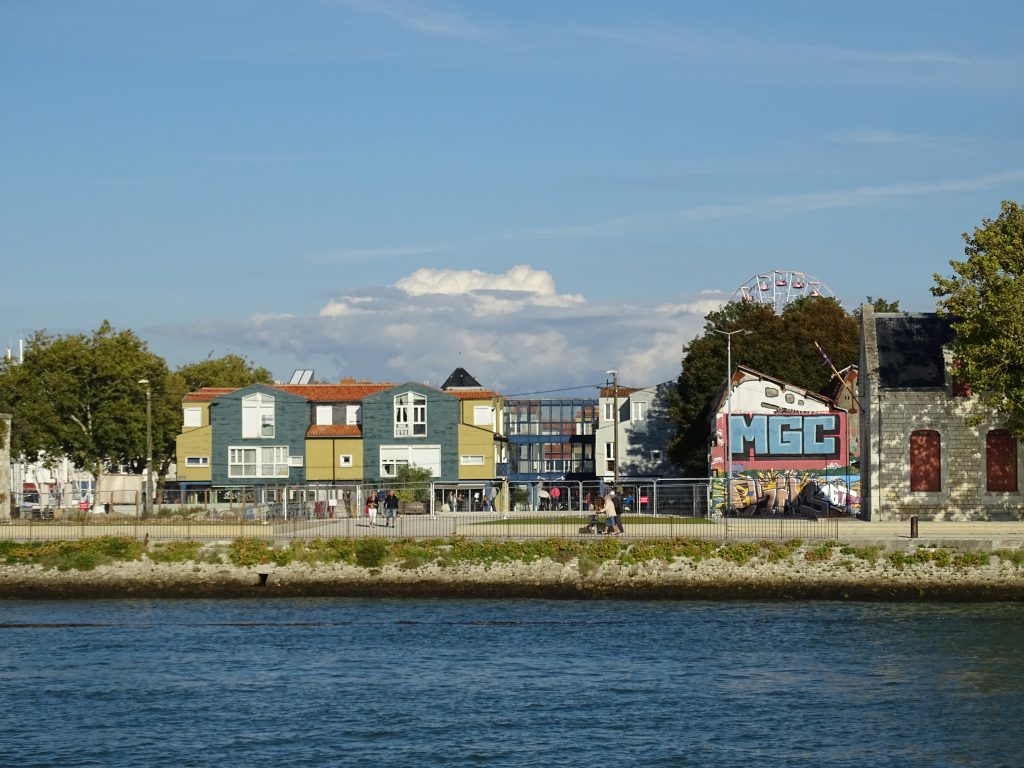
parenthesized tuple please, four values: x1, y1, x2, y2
(0, 509, 840, 543)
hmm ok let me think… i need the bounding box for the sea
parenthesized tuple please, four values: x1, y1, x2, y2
(1, 598, 1022, 768)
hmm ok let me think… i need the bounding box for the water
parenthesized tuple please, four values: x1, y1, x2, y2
(1, 599, 1022, 767)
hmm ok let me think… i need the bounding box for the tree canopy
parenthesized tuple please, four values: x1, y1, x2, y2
(174, 353, 273, 392)
(932, 200, 1024, 435)
(667, 297, 860, 475)
(0, 321, 173, 481)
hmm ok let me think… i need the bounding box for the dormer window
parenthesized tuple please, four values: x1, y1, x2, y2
(242, 392, 275, 438)
(395, 392, 427, 437)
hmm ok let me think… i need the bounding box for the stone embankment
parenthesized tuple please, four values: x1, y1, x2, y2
(3, 535, 1024, 601)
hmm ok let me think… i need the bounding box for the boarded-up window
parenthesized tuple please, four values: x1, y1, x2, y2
(986, 430, 1018, 492)
(910, 430, 941, 492)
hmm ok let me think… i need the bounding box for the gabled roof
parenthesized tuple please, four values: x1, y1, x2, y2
(307, 425, 362, 438)
(441, 367, 482, 390)
(183, 382, 393, 404)
(449, 389, 499, 400)
(875, 313, 954, 389)
(183, 388, 236, 403)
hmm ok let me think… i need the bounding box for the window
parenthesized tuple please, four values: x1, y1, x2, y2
(185, 456, 209, 467)
(986, 430, 1018, 492)
(339, 454, 353, 467)
(183, 407, 202, 428)
(395, 392, 427, 437)
(651, 449, 662, 462)
(461, 455, 485, 465)
(381, 445, 441, 477)
(765, 386, 780, 398)
(784, 393, 795, 404)
(909, 430, 941, 492)
(346, 405, 362, 425)
(241, 393, 275, 438)
(229, 446, 290, 478)
(605, 442, 616, 472)
(315, 405, 333, 425)
(631, 400, 647, 421)
(604, 401, 614, 421)
(288, 456, 304, 468)
(473, 406, 494, 427)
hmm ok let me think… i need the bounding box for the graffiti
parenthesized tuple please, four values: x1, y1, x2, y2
(731, 413, 844, 460)
(711, 469, 861, 518)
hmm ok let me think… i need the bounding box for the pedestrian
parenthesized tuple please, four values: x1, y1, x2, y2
(366, 492, 378, 526)
(601, 492, 617, 535)
(608, 487, 625, 535)
(384, 490, 399, 527)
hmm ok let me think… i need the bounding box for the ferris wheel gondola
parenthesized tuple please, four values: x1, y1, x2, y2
(730, 270, 835, 313)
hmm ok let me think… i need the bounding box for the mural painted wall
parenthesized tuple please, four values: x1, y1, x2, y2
(710, 411, 860, 516)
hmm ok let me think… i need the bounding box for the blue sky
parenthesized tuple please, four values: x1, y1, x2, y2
(3, 0, 1022, 393)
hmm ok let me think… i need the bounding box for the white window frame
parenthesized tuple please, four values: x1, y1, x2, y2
(339, 454, 353, 467)
(183, 407, 202, 428)
(473, 406, 494, 427)
(380, 445, 441, 477)
(395, 392, 427, 437)
(228, 445, 290, 478)
(603, 401, 614, 422)
(315, 405, 333, 425)
(631, 400, 647, 421)
(461, 455, 485, 466)
(185, 456, 209, 467)
(242, 393, 275, 439)
(605, 442, 615, 472)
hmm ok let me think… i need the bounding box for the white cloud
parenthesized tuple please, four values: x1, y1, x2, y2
(160, 265, 713, 393)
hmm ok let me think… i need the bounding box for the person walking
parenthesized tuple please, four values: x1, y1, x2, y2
(608, 487, 625, 535)
(601, 492, 617, 535)
(384, 490, 400, 528)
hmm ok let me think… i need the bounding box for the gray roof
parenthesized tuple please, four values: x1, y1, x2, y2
(875, 313, 955, 389)
(441, 367, 482, 390)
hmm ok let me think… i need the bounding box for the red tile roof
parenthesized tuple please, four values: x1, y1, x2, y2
(278, 384, 393, 401)
(183, 388, 236, 403)
(307, 425, 362, 438)
(448, 389, 500, 400)
(183, 383, 394, 403)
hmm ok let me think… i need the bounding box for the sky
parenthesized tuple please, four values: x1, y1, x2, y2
(3, 0, 1023, 396)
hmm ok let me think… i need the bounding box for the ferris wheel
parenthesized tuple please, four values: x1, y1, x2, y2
(730, 270, 835, 314)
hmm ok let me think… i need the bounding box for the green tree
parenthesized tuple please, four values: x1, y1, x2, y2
(0, 322, 173, 484)
(174, 353, 273, 391)
(667, 297, 859, 475)
(393, 465, 432, 503)
(932, 200, 1024, 434)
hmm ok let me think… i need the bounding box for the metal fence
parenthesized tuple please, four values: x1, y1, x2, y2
(0, 510, 840, 544)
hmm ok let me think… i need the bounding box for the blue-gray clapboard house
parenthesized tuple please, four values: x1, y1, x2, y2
(209, 384, 310, 487)
(360, 382, 461, 482)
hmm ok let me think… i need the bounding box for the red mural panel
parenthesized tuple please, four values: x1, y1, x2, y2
(986, 429, 1018, 492)
(909, 430, 941, 492)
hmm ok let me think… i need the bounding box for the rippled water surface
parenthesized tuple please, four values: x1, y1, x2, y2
(2, 599, 1023, 767)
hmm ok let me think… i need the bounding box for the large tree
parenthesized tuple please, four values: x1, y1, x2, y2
(174, 353, 273, 392)
(932, 200, 1024, 434)
(0, 321, 173, 483)
(667, 297, 859, 475)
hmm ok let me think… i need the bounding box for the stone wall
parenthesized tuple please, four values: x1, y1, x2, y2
(872, 385, 1024, 521)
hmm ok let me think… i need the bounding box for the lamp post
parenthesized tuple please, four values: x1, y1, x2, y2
(711, 329, 751, 515)
(138, 379, 153, 518)
(606, 369, 619, 492)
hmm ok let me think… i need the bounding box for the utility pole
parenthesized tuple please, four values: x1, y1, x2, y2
(711, 328, 751, 514)
(139, 379, 153, 518)
(607, 369, 619, 491)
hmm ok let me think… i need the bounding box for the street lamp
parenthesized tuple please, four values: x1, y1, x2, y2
(606, 369, 619, 492)
(711, 328, 751, 515)
(138, 379, 153, 518)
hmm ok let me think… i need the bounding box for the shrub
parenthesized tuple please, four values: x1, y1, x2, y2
(355, 538, 389, 568)
(804, 541, 839, 563)
(147, 540, 202, 563)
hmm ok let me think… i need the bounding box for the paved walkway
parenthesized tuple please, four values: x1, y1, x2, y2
(833, 519, 1024, 547)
